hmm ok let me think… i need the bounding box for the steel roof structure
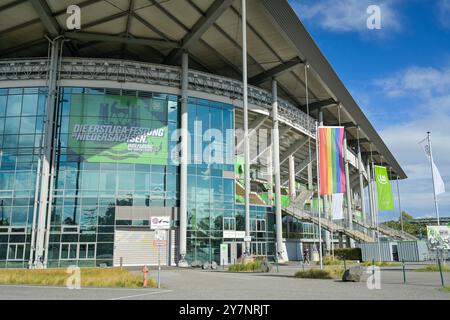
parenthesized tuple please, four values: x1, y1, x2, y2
(0, 0, 406, 179)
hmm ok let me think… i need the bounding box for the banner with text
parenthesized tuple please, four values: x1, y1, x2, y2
(68, 94, 168, 164)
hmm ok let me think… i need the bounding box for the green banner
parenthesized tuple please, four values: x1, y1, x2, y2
(374, 166, 394, 211)
(68, 94, 168, 164)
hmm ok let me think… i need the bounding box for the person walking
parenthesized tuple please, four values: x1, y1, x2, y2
(303, 248, 310, 264)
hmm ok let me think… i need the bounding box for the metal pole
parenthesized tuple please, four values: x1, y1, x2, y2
(437, 256, 445, 287)
(402, 259, 406, 284)
(343, 134, 353, 232)
(178, 51, 189, 267)
(315, 122, 323, 270)
(272, 79, 284, 263)
(34, 38, 61, 268)
(366, 159, 375, 231)
(28, 157, 41, 268)
(357, 134, 367, 225)
(158, 244, 161, 289)
(396, 176, 404, 234)
(372, 162, 382, 262)
(242, 0, 251, 255)
(427, 132, 440, 226)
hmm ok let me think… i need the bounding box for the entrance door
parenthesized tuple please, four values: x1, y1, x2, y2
(229, 242, 244, 264)
(391, 244, 399, 261)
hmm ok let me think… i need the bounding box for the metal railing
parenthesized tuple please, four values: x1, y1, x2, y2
(0, 57, 317, 137)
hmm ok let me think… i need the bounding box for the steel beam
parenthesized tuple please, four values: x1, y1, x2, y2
(236, 114, 268, 150)
(249, 58, 303, 85)
(300, 98, 336, 114)
(279, 138, 308, 165)
(64, 32, 179, 48)
(29, 0, 60, 37)
(164, 0, 234, 64)
(251, 125, 290, 163)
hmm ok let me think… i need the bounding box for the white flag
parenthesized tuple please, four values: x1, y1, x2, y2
(331, 193, 344, 220)
(419, 138, 446, 195)
(432, 162, 445, 195)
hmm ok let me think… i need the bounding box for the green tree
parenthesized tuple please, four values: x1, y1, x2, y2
(381, 211, 421, 237)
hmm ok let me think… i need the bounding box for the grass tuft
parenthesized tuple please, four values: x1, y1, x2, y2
(294, 267, 345, 279)
(228, 261, 262, 272)
(318, 256, 358, 266)
(415, 264, 450, 272)
(361, 261, 401, 267)
(0, 268, 155, 288)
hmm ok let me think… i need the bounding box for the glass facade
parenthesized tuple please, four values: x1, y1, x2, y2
(0, 85, 312, 268)
(48, 87, 179, 267)
(0, 87, 47, 268)
(186, 98, 235, 263)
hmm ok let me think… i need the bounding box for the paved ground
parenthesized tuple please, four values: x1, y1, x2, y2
(0, 263, 449, 300)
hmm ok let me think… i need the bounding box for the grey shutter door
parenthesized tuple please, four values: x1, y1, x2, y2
(113, 230, 169, 266)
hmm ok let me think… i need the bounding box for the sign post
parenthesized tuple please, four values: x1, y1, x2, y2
(151, 216, 170, 289)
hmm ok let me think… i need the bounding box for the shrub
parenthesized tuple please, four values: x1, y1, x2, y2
(334, 248, 362, 261)
(294, 267, 344, 279)
(320, 256, 355, 266)
(228, 261, 262, 272)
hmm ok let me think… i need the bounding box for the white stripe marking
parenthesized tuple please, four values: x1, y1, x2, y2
(109, 290, 173, 300)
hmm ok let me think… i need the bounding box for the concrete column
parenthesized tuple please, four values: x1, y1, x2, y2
(178, 52, 189, 267)
(343, 134, 353, 230)
(307, 162, 313, 190)
(34, 38, 61, 268)
(272, 79, 285, 262)
(242, 0, 251, 255)
(267, 147, 273, 204)
(288, 155, 296, 200)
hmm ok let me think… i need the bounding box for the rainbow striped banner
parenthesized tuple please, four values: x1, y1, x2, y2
(318, 126, 346, 195)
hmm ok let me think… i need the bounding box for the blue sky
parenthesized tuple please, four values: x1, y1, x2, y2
(289, 0, 450, 220)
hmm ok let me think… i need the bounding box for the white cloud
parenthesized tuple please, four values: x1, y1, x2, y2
(374, 66, 450, 98)
(291, 0, 401, 34)
(373, 65, 450, 217)
(438, 0, 450, 29)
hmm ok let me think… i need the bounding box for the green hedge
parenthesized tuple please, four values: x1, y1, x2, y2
(333, 248, 362, 261)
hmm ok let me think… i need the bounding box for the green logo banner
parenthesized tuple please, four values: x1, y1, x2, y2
(68, 94, 168, 165)
(374, 165, 394, 211)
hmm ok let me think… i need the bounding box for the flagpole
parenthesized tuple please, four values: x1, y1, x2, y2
(315, 122, 323, 270)
(372, 162, 382, 262)
(396, 175, 404, 234)
(427, 132, 440, 226)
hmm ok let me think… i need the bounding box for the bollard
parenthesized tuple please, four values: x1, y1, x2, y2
(437, 257, 445, 288)
(120, 257, 123, 269)
(372, 259, 375, 276)
(142, 265, 149, 288)
(402, 259, 406, 284)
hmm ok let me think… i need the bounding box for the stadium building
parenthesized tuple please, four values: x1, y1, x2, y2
(0, 0, 410, 268)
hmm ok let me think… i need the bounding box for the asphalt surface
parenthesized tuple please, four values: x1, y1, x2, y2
(0, 263, 449, 300)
